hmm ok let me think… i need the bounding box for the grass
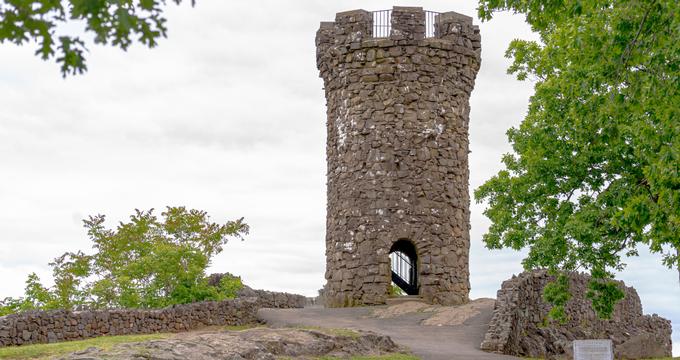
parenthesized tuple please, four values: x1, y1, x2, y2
(0, 333, 172, 359)
(0, 326, 420, 360)
(526, 358, 679, 360)
(0, 325, 397, 359)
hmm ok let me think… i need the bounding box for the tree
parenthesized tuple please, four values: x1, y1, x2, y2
(0, 273, 55, 315)
(475, 0, 679, 320)
(0, 0, 193, 76)
(0, 207, 248, 314)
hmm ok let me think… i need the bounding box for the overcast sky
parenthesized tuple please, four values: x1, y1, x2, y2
(0, 0, 677, 354)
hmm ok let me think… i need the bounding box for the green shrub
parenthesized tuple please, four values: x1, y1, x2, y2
(0, 207, 248, 314)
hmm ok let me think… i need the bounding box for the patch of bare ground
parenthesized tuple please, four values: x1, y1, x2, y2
(258, 300, 519, 359)
(371, 298, 496, 326)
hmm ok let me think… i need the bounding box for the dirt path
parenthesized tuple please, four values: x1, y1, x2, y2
(258, 299, 520, 360)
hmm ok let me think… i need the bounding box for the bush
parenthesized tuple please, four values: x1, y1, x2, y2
(0, 207, 248, 314)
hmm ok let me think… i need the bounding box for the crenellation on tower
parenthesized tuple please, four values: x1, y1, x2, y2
(435, 11, 482, 62)
(317, 6, 481, 307)
(333, 9, 373, 45)
(390, 7, 426, 40)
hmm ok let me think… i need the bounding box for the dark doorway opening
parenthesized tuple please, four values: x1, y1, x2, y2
(389, 240, 418, 295)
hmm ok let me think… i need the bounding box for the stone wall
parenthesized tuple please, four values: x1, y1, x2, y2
(0, 298, 258, 347)
(316, 7, 481, 307)
(237, 286, 307, 309)
(480, 270, 672, 359)
(207, 273, 307, 309)
(0, 274, 308, 348)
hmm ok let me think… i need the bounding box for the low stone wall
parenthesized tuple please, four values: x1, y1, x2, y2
(237, 287, 307, 309)
(480, 270, 672, 359)
(207, 273, 307, 309)
(0, 298, 258, 347)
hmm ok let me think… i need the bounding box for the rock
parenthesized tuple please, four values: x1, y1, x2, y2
(480, 270, 672, 359)
(615, 333, 669, 359)
(58, 328, 405, 360)
(421, 298, 495, 326)
(73, 347, 100, 355)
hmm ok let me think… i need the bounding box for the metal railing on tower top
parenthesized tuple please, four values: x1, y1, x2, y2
(371, 10, 441, 38)
(372, 9, 392, 38)
(425, 10, 439, 38)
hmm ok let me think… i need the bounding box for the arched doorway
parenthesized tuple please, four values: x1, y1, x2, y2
(389, 240, 418, 295)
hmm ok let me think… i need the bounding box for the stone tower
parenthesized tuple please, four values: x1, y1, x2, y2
(316, 7, 481, 307)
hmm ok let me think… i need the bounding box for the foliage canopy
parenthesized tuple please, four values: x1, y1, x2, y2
(475, 0, 679, 319)
(0, 207, 248, 315)
(0, 0, 193, 76)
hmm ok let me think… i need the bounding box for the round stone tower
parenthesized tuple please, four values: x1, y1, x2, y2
(316, 7, 481, 307)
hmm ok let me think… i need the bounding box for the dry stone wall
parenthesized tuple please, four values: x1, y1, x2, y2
(0, 298, 259, 347)
(236, 286, 307, 309)
(480, 270, 672, 359)
(0, 282, 307, 348)
(316, 7, 481, 307)
(207, 273, 307, 309)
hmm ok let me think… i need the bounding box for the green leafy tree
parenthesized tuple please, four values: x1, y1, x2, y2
(475, 0, 679, 320)
(49, 251, 91, 310)
(0, 297, 25, 316)
(0, 207, 248, 314)
(0, 273, 55, 315)
(0, 0, 194, 76)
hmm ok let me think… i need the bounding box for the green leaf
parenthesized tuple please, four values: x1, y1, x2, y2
(476, 0, 680, 318)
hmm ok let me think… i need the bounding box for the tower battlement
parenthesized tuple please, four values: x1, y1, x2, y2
(316, 7, 481, 68)
(316, 7, 481, 308)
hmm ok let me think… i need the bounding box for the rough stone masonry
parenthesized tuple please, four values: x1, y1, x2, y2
(0, 298, 259, 347)
(480, 270, 672, 359)
(0, 288, 306, 347)
(316, 7, 481, 307)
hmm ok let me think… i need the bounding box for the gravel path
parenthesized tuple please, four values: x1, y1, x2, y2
(258, 299, 520, 360)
